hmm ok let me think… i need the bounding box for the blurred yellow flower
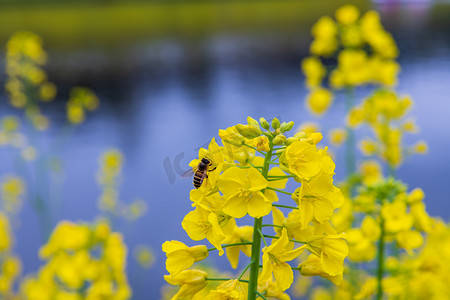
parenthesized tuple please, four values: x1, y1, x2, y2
(306, 88, 334, 115)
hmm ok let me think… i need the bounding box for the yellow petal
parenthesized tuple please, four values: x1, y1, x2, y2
(162, 240, 188, 254)
(223, 194, 248, 218)
(247, 192, 272, 218)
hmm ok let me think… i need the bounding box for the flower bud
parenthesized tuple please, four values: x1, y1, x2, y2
(280, 121, 294, 132)
(247, 116, 259, 126)
(273, 135, 286, 145)
(235, 124, 262, 139)
(219, 128, 245, 147)
(294, 132, 306, 139)
(259, 117, 270, 130)
(253, 136, 270, 152)
(271, 118, 280, 129)
(285, 137, 298, 146)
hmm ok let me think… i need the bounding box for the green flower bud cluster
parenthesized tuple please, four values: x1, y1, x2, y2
(234, 117, 294, 146)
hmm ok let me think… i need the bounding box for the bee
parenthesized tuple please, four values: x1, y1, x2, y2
(182, 158, 216, 189)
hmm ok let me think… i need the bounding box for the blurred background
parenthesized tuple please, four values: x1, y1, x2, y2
(0, 0, 450, 298)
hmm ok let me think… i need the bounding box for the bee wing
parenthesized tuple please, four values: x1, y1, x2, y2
(181, 168, 195, 178)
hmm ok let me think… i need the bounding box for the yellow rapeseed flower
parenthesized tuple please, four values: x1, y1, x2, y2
(164, 269, 208, 300)
(182, 206, 227, 255)
(217, 167, 271, 218)
(260, 228, 306, 291)
(209, 279, 246, 300)
(292, 173, 343, 229)
(283, 140, 322, 180)
(162, 240, 208, 275)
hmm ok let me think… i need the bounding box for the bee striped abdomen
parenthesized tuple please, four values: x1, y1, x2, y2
(193, 171, 205, 189)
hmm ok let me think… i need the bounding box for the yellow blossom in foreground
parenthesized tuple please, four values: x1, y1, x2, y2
(307, 235, 348, 276)
(182, 206, 227, 255)
(209, 279, 246, 300)
(164, 269, 208, 300)
(283, 140, 322, 180)
(222, 220, 253, 269)
(258, 277, 291, 300)
(260, 228, 306, 291)
(217, 167, 271, 218)
(299, 254, 343, 285)
(162, 241, 208, 275)
(292, 173, 344, 229)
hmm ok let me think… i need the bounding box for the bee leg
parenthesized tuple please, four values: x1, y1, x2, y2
(210, 167, 217, 171)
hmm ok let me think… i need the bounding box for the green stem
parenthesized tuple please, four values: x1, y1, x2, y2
(345, 87, 356, 178)
(266, 187, 292, 195)
(248, 217, 263, 300)
(261, 224, 284, 228)
(256, 292, 267, 300)
(206, 278, 249, 283)
(243, 143, 265, 155)
(249, 161, 262, 171)
(207, 242, 252, 252)
(257, 229, 267, 247)
(272, 204, 298, 210)
(238, 261, 253, 280)
(248, 141, 273, 300)
(237, 166, 263, 169)
(376, 213, 385, 300)
(263, 234, 306, 244)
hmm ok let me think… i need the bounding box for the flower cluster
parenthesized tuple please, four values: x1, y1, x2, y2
(163, 116, 348, 299)
(302, 5, 400, 115)
(5, 31, 99, 129)
(5, 31, 56, 130)
(67, 87, 100, 124)
(348, 89, 427, 168)
(297, 5, 449, 300)
(20, 221, 131, 300)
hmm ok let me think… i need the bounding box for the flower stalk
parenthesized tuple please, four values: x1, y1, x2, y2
(247, 140, 273, 300)
(376, 211, 385, 300)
